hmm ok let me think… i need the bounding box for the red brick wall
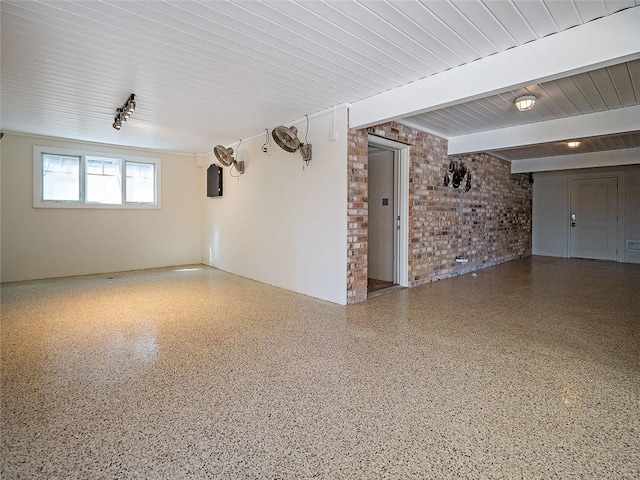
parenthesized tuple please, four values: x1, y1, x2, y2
(347, 129, 369, 304)
(346, 122, 532, 304)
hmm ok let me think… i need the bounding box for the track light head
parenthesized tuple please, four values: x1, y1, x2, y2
(124, 95, 136, 116)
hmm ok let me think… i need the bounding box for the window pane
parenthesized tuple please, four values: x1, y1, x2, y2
(86, 157, 122, 204)
(42, 154, 80, 201)
(126, 162, 155, 203)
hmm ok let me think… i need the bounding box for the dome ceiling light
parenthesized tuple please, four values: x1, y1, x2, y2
(513, 94, 537, 112)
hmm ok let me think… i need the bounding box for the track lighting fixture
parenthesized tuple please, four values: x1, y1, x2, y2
(112, 94, 136, 130)
(566, 141, 581, 149)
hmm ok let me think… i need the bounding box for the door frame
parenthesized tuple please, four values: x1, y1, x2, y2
(564, 170, 626, 262)
(367, 134, 409, 287)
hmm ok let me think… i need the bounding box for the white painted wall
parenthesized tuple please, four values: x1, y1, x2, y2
(0, 134, 202, 282)
(532, 173, 567, 257)
(532, 165, 640, 263)
(0, 137, 3, 282)
(201, 108, 348, 305)
(625, 167, 640, 264)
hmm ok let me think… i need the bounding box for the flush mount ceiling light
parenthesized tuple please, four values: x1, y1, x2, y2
(214, 144, 245, 175)
(567, 141, 582, 149)
(272, 117, 312, 164)
(513, 94, 536, 112)
(112, 93, 136, 130)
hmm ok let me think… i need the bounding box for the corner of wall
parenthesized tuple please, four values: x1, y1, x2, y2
(201, 106, 350, 305)
(1, 133, 202, 282)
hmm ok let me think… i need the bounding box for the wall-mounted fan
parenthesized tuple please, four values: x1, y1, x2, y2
(214, 145, 245, 174)
(272, 125, 312, 163)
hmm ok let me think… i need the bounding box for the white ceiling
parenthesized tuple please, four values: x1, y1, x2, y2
(404, 61, 640, 138)
(1, 0, 639, 168)
(402, 59, 640, 161)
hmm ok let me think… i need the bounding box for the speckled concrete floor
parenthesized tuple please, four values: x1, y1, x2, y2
(1, 257, 639, 479)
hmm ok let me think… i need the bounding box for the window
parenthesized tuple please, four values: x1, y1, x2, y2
(34, 146, 160, 208)
(126, 162, 156, 203)
(42, 154, 80, 201)
(86, 156, 122, 204)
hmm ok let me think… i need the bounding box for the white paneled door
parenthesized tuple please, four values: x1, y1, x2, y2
(569, 178, 618, 261)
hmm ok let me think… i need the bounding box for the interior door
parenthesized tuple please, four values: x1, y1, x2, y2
(367, 148, 396, 284)
(569, 177, 618, 261)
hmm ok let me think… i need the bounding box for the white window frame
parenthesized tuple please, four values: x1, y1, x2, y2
(33, 146, 161, 209)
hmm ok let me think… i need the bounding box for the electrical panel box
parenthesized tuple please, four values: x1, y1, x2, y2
(207, 165, 223, 197)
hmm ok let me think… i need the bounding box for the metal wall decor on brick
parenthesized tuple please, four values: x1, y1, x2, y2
(444, 160, 472, 192)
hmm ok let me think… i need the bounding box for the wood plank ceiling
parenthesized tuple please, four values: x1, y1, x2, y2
(402, 59, 640, 161)
(1, 0, 639, 166)
(404, 61, 640, 138)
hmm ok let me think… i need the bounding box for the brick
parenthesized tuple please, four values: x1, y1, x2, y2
(346, 122, 532, 304)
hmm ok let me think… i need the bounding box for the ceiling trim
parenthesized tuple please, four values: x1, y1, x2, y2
(511, 147, 640, 173)
(447, 105, 640, 155)
(348, 6, 640, 129)
(0, 130, 200, 158)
